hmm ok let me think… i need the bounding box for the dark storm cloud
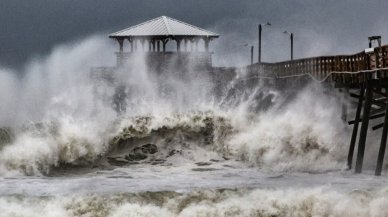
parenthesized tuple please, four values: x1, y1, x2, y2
(0, 0, 387, 68)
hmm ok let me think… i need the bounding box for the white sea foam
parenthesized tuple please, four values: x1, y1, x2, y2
(1, 187, 388, 217)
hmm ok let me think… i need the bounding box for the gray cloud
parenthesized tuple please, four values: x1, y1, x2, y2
(0, 0, 387, 68)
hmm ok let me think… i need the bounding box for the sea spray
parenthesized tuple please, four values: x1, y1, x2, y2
(0, 85, 350, 175)
(0, 35, 353, 176)
(227, 83, 350, 172)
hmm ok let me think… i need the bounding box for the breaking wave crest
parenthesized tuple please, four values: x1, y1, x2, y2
(0, 85, 349, 175)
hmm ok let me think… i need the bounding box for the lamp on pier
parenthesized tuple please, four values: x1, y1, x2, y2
(258, 22, 271, 63)
(283, 30, 294, 61)
(244, 44, 254, 65)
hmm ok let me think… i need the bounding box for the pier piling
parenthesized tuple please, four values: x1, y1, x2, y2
(355, 80, 373, 173)
(347, 87, 365, 169)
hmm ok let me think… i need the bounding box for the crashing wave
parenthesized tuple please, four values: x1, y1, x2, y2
(0, 81, 350, 175)
(0, 111, 234, 175)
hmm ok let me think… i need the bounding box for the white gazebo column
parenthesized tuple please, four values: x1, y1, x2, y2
(129, 38, 134, 52)
(133, 39, 137, 52)
(126, 37, 131, 52)
(204, 37, 210, 52)
(176, 39, 182, 52)
(190, 40, 194, 52)
(157, 40, 161, 52)
(162, 39, 169, 52)
(141, 39, 145, 52)
(152, 40, 156, 52)
(184, 39, 188, 52)
(194, 39, 199, 52)
(117, 38, 124, 52)
(148, 40, 152, 52)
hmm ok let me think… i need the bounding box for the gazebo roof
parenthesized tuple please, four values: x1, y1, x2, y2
(109, 16, 219, 38)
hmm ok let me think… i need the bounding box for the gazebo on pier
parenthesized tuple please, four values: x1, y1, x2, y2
(109, 16, 219, 69)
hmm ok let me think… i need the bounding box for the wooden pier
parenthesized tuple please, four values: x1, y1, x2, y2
(248, 43, 388, 175)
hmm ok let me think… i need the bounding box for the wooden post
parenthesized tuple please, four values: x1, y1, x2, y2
(355, 80, 373, 173)
(347, 87, 365, 169)
(375, 93, 388, 176)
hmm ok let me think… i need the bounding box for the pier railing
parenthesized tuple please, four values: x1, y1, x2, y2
(248, 45, 388, 85)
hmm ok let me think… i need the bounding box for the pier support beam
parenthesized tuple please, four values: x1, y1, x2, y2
(347, 87, 365, 169)
(375, 93, 388, 176)
(341, 88, 349, 121)
(355, 81, 374, 173)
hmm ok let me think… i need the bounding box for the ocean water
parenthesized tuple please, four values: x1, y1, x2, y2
(0, 36, 388, 217)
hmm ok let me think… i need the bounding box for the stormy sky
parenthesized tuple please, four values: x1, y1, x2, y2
(1, 0, 387, 68)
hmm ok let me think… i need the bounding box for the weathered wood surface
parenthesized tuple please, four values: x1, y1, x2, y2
(248, 45, 388, 86)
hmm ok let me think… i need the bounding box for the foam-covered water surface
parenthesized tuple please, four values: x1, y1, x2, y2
(2, 170, 388, 217)
(1, 166, 388, 197)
